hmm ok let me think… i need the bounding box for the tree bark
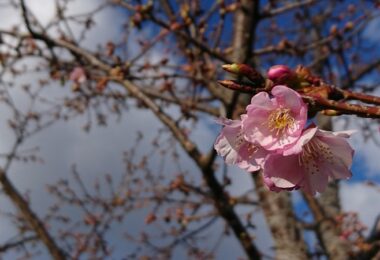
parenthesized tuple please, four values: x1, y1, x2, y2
(255, 175, 308, 259)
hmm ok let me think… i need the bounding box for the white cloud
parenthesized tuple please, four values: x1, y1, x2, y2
(334, 116, 380, 176)
(25, 0, 55, 26)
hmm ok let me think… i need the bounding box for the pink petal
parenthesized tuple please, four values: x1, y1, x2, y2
(317, 131, 354, 168)
(214, 120, 243, 165)
(282, 127, 318, 156)
(214, 133, 240, 165)
(289, 106, 308, 133)
(271, 85, 304, 111)
(300, 170, 329, 195)
(317, 129, 356, 138)
(270, 176, 298, 189)
(263, 176, 282, 192)
(237, 160, 260, 172)
(264, 154, 304, 188)
(214, 118, 269, 172)
(326, 160, 352, 180)
(318, 137, 354, 180)
(215, 117, 241, 127)
(247, 92, 274, 112)
(242, 110, 275, 147)
(265, 134, 300, 151)
(239, 142, 269, 168)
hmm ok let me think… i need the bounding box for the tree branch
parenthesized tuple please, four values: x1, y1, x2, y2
(117, 79, 261, 259)
(0, 236, 37, 253)
(0, 170, 66, 259)
(303, 192, 350, 259)
(261, 0, 318, 18)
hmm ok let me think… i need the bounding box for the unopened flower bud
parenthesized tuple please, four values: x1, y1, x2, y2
(267, 65, 296, 85)
(222, 63, 265, 86)
(218, 80, 258, 93)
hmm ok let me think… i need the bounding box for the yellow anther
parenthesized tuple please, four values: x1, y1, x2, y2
(267, 108, 295, 135)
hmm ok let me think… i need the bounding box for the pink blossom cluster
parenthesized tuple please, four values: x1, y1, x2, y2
(214, 66, 354, 195)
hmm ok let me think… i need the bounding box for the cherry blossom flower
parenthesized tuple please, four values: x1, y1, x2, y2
(215, 64, 357, 195)
(242, 85, 307, 152)
(70, 67, 87, 84)
(214, 117, 267, 172)
(263, 127, 354, 195)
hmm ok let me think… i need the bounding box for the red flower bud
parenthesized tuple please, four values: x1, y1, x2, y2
(267, 65, 296, 84)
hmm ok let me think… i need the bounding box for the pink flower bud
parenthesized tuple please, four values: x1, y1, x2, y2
(70, 67, 87, 84)
(267, 65, 296, 84)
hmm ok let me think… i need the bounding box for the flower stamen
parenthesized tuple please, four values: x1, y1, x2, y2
(247, 143, 259, 158)
(299, 139, 335, 175)
(267, 108, 295, 135)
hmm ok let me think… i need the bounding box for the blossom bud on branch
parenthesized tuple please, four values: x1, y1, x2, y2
(222, 63, 265, 87)
(219, 63, 380, 119)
